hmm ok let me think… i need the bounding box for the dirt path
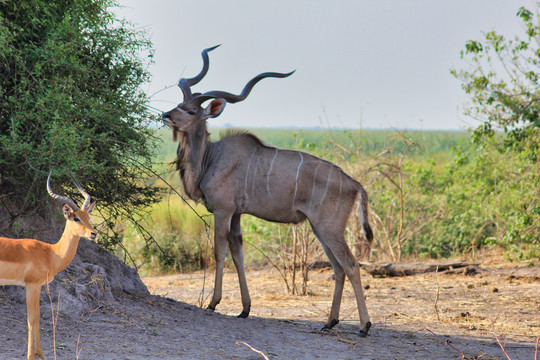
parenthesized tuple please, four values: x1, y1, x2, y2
(1, 264, 539, 359)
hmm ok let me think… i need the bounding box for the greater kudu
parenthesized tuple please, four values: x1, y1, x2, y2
(162, 46, 374, 336)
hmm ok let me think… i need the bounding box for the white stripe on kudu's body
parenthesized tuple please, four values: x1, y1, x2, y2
(320, 163, 334, 206)
(292, 152, 304, 207)
(244, 150, 256, 201)
(266, 148, 279, 196)
(162, 46, 374, 336)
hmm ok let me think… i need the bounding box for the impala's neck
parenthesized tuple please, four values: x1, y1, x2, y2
(176, 123, 213, 201)
(50, 224, 81, 274)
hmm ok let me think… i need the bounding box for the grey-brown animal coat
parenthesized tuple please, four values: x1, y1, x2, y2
(162, 46, 373, 336)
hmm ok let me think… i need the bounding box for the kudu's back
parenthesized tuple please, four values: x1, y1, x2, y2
(205, 134, 364, 233)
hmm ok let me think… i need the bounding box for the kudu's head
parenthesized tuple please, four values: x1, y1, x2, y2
(162, 45, 294, 140)
(47, 171, 97, 241)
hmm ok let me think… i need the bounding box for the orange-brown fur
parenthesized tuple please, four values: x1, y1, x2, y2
(0, 205, 96, 360)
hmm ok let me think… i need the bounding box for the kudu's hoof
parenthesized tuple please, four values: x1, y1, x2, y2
(237, 311, 249, 319)
(358, 321, 372, 337)
(321, 319, 339, 331)
(206, 305, 216, 311)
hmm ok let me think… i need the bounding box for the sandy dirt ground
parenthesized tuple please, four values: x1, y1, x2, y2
(1, 263, 539, 359)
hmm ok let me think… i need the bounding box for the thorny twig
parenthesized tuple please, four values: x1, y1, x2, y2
(492, 322, 512, 360)
(426, 328, 474, 360)
(128, 155, 216, 310)
(76, 334, 82, 360)
(236, 341, 269, 360)
(127, 157, 211, 228)
(434, 266, 441, 321)
(244, 238, 291, 292)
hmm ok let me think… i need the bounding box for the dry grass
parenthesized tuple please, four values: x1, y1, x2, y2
(144, 262, 540, 344)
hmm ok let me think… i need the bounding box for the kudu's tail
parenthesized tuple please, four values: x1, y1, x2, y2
(358, 185, 373, 244)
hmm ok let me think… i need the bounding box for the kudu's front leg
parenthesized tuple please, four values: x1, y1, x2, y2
(207, 212, 231, 312)
(228, 214, 251, 318)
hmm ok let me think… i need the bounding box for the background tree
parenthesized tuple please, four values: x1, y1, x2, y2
(450, 3, 539, 260)
(451, 3, 540, 156)
(0, 0, 160, 249)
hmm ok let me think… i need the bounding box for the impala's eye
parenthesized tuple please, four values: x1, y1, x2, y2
(74, 217, 81, 222)
(187, 111, 196, 115)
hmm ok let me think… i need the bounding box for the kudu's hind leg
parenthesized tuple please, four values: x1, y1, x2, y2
(319, 241, 346, 331)
(312, 224, 371, 336)
(207, 213, 230, 312)
(228, 214, 251, 318)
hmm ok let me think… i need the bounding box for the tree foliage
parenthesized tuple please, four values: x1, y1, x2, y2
(450, 4, 540, 260)
(0, 0, 160, 248)
(451, 3, 540, 156)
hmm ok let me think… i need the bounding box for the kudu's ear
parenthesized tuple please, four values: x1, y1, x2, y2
(204, 99, 226, 118)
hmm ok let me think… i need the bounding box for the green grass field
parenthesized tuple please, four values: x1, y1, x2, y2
(154, 127, 469, 162)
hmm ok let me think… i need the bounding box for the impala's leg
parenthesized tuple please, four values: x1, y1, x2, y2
(228, 213, 251, 318)
(33, 287, 45, 360)
(26, 284, 45, 360)
(313, 225, 371, 337)
(207, 212, 231, 312)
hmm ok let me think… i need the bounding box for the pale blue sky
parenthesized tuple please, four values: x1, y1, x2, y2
(115, 0, 531, 130)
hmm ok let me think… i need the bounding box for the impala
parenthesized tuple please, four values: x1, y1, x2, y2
(162, 46, 374, 336)
(0, 172, 97, 360)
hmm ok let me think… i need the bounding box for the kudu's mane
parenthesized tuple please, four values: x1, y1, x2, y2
(218, 129, 273, 148)
(218, 128, 249, 139)
(173, 127, 210, 200)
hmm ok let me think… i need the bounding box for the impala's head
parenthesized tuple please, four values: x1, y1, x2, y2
(162, 45, 294, 141)
(47, 172, 97, 241)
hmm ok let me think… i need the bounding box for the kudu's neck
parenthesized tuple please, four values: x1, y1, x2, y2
(50, 223, 82, 274)
(177, 123, 213, 201)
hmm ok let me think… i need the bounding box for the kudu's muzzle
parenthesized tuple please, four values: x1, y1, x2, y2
(161, 111, 171, 122)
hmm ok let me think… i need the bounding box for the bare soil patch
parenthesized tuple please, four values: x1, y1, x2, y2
(1, 262, 539, 359)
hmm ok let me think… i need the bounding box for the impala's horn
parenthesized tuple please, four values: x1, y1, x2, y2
(47, 171, 92, 211)
(47, 171, 80, 211)
(68, 172, 92, 210)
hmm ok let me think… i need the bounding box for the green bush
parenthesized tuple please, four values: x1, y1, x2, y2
(0, 0, 160, 248)
(399, 138, 539, 259)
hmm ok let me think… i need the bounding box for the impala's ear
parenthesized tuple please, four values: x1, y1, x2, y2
(204, 99, 226, 118)
(63, 204, 74, 219)
(87, 202, 97, 214)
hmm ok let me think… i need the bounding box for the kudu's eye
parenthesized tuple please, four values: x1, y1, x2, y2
(74, 217, 81, 223)
(187, 110, 196, 115)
